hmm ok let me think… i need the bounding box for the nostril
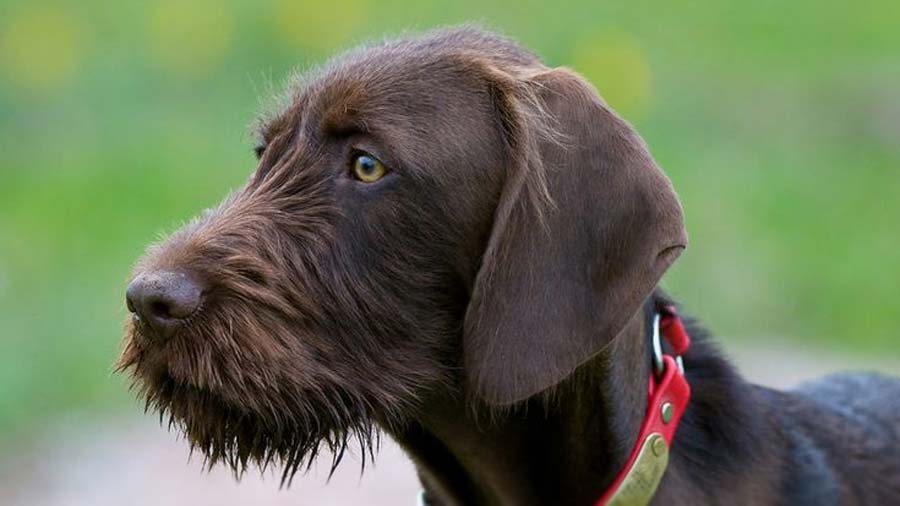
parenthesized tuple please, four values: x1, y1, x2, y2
(126, 271, 203, 335)
(145, 290, 198, 320)
(150, 300, 172, 319)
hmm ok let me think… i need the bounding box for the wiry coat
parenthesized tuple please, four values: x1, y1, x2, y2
(119, 27, 900, 504)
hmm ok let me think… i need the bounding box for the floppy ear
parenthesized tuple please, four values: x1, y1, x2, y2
(463, 66, 687, 405)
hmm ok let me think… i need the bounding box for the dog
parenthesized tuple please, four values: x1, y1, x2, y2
(118, 27, 900, 505)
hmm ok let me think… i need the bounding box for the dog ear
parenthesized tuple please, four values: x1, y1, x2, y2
(463, 66, 687, 405)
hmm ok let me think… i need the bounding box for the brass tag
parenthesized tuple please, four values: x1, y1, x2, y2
(606, 433, 669, 506)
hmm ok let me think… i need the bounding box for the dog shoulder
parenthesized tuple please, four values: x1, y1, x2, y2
(768, 372, 900, 504)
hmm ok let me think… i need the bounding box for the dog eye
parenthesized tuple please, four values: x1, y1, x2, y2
(351, 154, 387, 183)
(254, 143, 267, 160)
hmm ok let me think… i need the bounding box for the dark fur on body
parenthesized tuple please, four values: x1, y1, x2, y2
(118, 27, 900, 504)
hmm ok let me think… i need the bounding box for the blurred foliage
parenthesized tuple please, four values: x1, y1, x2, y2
(1, 0, 898, 440)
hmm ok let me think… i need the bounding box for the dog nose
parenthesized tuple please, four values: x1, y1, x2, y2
(126, 271, 202, 337)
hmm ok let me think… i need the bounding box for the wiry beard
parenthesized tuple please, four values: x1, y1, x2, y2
(116, 316, 394, 485)
(116, 176, 453, 484)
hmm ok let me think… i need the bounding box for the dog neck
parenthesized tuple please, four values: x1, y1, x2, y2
(395, 305, 654, 505)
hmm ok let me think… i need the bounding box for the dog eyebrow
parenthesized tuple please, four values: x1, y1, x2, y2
(323, 120, 365, 139)
(320, 102, 368, 139)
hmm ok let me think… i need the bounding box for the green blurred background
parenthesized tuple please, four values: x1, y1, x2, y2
(1, 0, 898, 448)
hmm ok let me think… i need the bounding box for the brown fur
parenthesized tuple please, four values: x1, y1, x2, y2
(118, 27, 900, 505)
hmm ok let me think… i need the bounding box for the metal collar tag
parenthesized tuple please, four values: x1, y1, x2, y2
(596, 311, 692, 506)
(416, 310, 693, 506)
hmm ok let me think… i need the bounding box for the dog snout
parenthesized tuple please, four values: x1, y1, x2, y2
(126, 271, 202, 338)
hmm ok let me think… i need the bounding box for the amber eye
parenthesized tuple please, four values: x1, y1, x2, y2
(352, 154, 387, 183)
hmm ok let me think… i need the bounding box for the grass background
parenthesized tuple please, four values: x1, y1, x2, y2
(1, 0, 898, 443)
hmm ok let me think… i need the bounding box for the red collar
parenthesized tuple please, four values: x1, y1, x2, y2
(595, 305, 692, 506)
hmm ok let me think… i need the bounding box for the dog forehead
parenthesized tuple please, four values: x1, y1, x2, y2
(296, 28, 543, 132)
(257, 29, 546, 170)
(308, 56, 480, 135)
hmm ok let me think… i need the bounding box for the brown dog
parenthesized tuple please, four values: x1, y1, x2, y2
(119, 27, 900, 505)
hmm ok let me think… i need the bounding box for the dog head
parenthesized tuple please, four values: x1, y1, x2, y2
(118, 27, 686, 480)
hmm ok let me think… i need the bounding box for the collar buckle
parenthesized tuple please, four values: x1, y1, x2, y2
(596, 307, 692, 506)
(652, 306, 691, 378)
